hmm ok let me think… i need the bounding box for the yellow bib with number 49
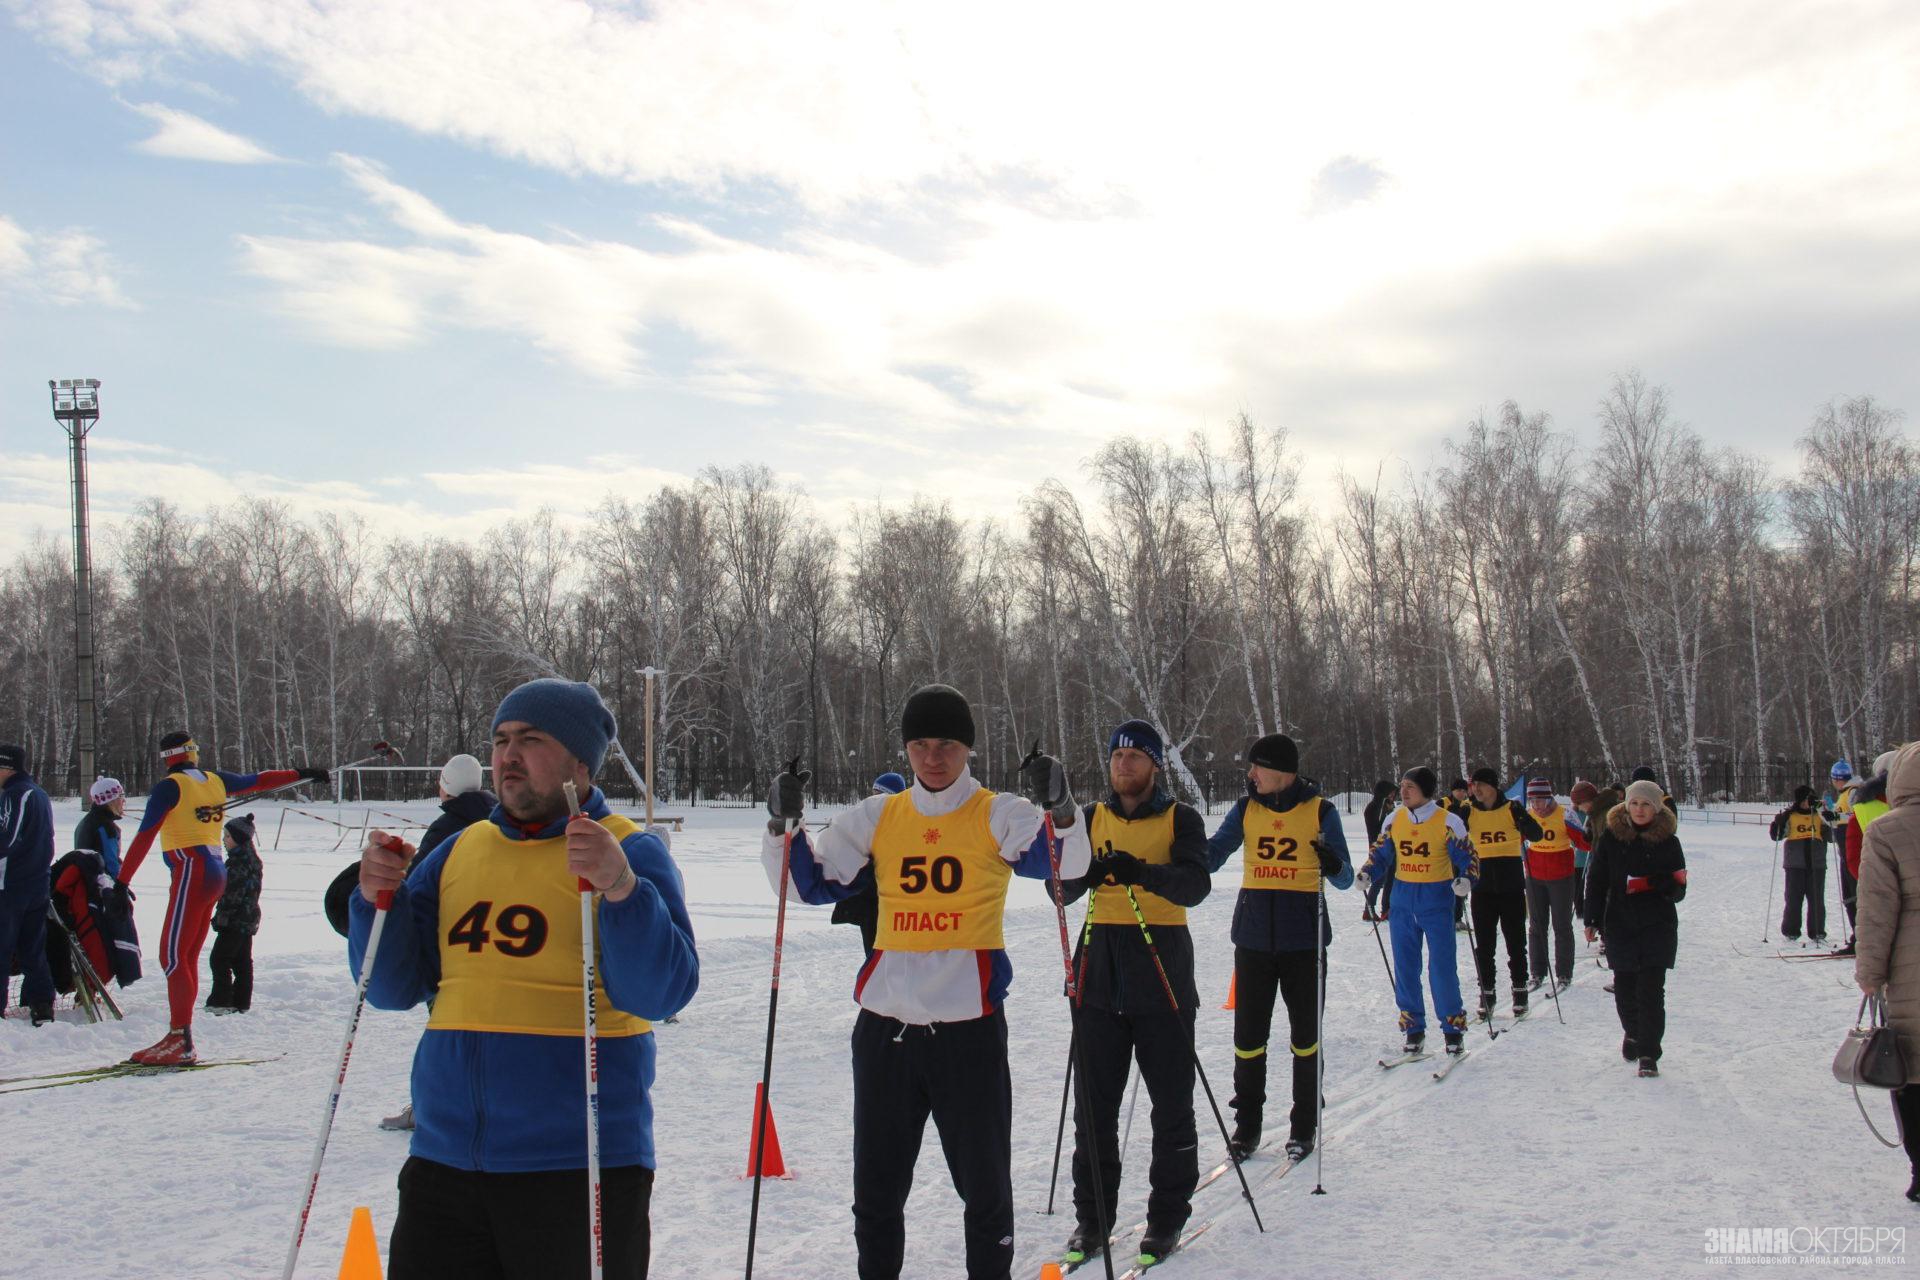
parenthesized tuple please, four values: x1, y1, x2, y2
(872, 789, 1011, 951)
(1241, 799, 1325, 893)
(429, 816, 651, 1038)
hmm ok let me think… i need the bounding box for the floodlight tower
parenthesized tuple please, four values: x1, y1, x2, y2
(50, 378, 101, 789)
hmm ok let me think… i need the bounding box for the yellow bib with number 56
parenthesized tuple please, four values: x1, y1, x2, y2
(429, 816, 651, 1038)
(1241, 799, 1324, 893)
(1468, 803, 1522, 859)
(872, 789, 1011, 952)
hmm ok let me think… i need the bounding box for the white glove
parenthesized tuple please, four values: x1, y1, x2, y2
(1452, 877, 1472, 898)
(1355, 869, 1372, 893)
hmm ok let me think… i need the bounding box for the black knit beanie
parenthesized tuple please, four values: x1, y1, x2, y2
(900, 684, 975, 747)
(1404, 767, 1439, 800)
(1248, 733, 1299, 773)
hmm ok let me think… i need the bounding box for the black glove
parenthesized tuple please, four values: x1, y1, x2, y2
(1020, 753, 1073, 821)
(105, 881, 134, 919)
(767, 765, 811, 834)
(1313, 839, 1345, 876)
(297, 767, 330, 784)
(1098, 849, 1147, 886)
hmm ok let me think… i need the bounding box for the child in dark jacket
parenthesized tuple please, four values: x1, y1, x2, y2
(207, 813, 262, 1013)
(1769, 784, 1829, 943)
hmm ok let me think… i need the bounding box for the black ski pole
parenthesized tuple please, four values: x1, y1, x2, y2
(1117, 882, 1264, 1234)
(223, 742, 396, 814)
(1050, 827, 1118, 1280)
(746, 759, 804, 1280)
(1363, 858, 1395, 989)
(1044, 1023, 1076, 1215)
(1312, 883, 1328, 1196)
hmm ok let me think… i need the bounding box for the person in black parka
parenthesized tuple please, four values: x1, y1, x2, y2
(1584, 779, 1688, 1077)
(1361, 780, 1395, 922)
(207, 814, 262, 1013)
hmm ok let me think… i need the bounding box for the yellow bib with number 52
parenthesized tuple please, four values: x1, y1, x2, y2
(428, 816, 651, 1038)
(871, 789, 1011, 951)
(1241, 799, 1324, 893)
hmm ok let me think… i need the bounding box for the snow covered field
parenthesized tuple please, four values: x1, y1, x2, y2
(2, 796, 1906, 1278)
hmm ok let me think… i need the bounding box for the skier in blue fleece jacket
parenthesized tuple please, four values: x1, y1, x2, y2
(351, 679, 698, 1280)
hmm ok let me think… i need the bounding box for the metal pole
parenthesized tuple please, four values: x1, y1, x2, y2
(51, 380, 101, 792)
(643, 667, 657, 823)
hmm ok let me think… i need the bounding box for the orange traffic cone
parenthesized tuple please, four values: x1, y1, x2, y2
(338, 1205, 382, 1280)
(1221, 972, 1237, 1010)
(1040, 1263, 1065, 1280)
(744, 1083, 789, 1178)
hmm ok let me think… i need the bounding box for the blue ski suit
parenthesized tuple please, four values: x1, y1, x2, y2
(1364, 800, 1477, 1035)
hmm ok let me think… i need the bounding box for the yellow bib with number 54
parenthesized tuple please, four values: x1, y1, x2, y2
(429, 816, 651, 1038)
(872, 789, 1011, 951)
(1241, 799, 1324, 893)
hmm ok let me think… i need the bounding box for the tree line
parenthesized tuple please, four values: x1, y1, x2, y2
(1, 372, 1912, 807)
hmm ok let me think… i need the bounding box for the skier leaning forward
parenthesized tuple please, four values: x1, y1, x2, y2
(1055, 718, 1212, 1269)
(1202, 731, 1352, 1163)
(761, 683, 1092, 1280)
(1358, 768, 1478, 1057)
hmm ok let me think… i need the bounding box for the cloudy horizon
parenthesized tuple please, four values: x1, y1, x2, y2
(4, 0, 1917, 559)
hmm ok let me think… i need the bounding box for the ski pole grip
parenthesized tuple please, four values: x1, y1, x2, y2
(373, 889, 394, 911)
(579, 877, 593, 893)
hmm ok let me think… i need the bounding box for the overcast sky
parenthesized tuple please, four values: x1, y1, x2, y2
(3, 0, 1917, 560)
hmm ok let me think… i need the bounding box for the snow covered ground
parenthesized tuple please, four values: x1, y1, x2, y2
(2, 796, 1907, 1277)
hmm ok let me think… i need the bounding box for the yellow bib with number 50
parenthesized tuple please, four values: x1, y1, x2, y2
(429, 816, 651, 1038)
(872, 789, 1011, 951)
(1241, 799, 1324, 893)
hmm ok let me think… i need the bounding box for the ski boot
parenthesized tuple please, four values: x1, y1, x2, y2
(1621, 1036, 1638, 1062)
(1638, 1057, 1659, 1078)
(29, 1003, 54, 1026)
(1064, 1223, 1107, 1268)
(130, 1027, 197, 1066)
(1443, 1031, 1465, 1057)
(1527, 975, 1545, 993)
(379, 1103, 416, 1132)
(1284, 1135, 1314, 1162)
(1137, 1223, 1181, 1269)
(1403, 1030, 1426, 1055)
(1512, 985, 1529, 1018)
(1227, 1115, 1261, 1161)
(1476, 988, 1495, 1020)
(1907, 1172, 1920, 1205)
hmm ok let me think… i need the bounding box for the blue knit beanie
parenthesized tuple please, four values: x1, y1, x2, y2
(1109, 719, 1165, 769)
(492, 678, 617, 775)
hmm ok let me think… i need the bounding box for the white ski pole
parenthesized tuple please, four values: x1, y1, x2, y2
(1763, 840, 1778, 943)
(283, 832, 407, 1280)
(564, 781, 605, 1280)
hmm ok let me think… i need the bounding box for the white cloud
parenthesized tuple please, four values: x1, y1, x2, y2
(128, 101, 280, 163)
(0, 213, 135, 308)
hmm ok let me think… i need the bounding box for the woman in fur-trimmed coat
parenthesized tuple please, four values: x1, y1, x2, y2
(1854, 741, 1920, 1201)
(1583, 780, 1687, 1077)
